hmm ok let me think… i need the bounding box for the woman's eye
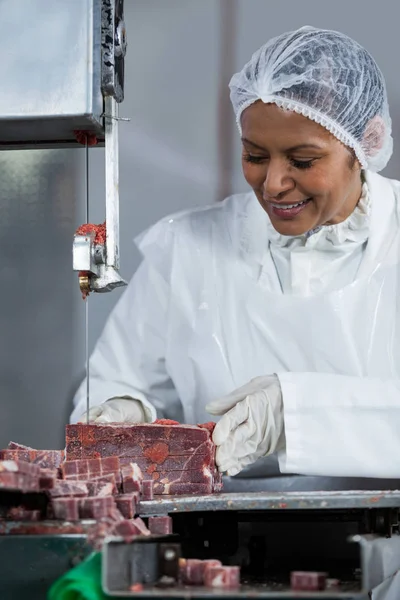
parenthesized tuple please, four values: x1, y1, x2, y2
(290, 158, 315, 169)
(243, 154, 267, 164)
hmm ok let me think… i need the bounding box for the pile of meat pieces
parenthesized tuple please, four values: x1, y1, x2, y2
(66, 420, 222, 495)
(0, 442, 158, 546)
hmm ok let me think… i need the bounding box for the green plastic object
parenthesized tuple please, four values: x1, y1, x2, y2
(48, 552, 108, 600)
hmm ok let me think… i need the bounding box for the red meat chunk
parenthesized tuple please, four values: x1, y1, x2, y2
(290, 571, 327, 591)
(204, 565, 240, 589)
(148, 516, 173, 536)
(0, 459, 40, 477)
(141, 479, 154, 500)
(115, 494, 138, 519)
(39, 468, 57, 490)
(7, 507, 41, 521)
(79, 496, 116, 519)
(120, 463, 142, 493)
(113, 517, 150, 540)
(52, 498, 80, 521)
(49, 481, 89, 498)
(1, 448, 64, 469)
(85, 473, 118, 496)
(86, 509, 124, 551)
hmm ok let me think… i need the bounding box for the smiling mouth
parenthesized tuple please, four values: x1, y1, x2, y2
(269, 199, 311, 210)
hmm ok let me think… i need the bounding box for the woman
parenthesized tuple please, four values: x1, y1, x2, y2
(72, 26, 400, 481)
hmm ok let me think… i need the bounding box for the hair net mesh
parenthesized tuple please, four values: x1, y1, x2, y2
(230, 26, 393, 172)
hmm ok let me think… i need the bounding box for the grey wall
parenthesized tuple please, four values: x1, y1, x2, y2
(0, 0, 399, 448)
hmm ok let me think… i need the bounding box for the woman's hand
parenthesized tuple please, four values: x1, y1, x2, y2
(206, 376, 285, 476)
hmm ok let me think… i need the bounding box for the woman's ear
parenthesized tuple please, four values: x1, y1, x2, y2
(363, 115, 385, 156)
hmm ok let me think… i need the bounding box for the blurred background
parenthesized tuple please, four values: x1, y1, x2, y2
(0, 0, 399, 449)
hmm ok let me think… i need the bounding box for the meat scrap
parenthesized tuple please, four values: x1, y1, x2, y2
(180, 559, 222, 586)
(120, 463, 143, 493)
(39, 469, 57, 490)
(2, 447, 64, 469)
(48, 481, 89, 498)
(86, 473, 118, 496)
(148, 516, 173, 536)
(141, 479, 154, 500)
(204, 565, 240, 589)
(113, 517, 150, 541)
(52, 498, 80, 521)
(115, 493, 138, 519)
(79, 496, 116, 519)
(290, 571, 327, 591)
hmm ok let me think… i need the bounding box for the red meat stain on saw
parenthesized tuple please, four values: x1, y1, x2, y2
(75, 222, 106, 299)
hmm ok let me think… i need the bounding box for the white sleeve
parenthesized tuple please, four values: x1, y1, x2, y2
(70, 257, 182, 424)
(277, 372, 400, 478)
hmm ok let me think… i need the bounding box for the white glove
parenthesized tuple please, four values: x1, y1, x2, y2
(78, 397, 153, 424)
(206, 375, 285, 476)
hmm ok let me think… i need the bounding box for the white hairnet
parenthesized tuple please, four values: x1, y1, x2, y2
(230, 26, 393, 172)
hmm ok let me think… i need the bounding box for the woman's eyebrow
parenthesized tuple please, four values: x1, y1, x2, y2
(241, 137, 324, 152)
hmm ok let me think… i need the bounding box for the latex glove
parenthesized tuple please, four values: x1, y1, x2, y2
(206, 375, 285, 476)
(78, 397, 153, 424)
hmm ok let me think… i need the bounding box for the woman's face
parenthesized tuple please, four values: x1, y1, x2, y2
(241, 102, 363, 236)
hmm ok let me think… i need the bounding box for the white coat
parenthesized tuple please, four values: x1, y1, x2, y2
(72, 170, 400, 479)
(72, 170, 400, 599)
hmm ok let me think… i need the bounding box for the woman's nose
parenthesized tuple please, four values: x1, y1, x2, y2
(263, 160, 294, 199)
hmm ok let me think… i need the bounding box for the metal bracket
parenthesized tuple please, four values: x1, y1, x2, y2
(102, 536, 181, 594)
(101, 0, 126, 103)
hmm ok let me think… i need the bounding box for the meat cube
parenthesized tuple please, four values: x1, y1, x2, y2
(33, 450, 65, 469)
(39, 468, 57, 490)
(0, 472, 32, 491)
(142, 479, 154, 500)
(290, 571, 327, 591)
(121, 463, 143, 493)
(115, 494, 138, 519)
(86, 473, 118, 496)
(49, 481, 89, 498)
(180, 559, 222, 585)
(113, 517, 150, 540)
(7, 507, 41, 521)
(204, 565, 240, 589)
(148, 516, 172, 535)
(0, 449, 32, 462)
(79, 496, 116, 519)
(0, 460, 40, 477)
(52, 498, 80, 521)
(87, 511, 124, 551)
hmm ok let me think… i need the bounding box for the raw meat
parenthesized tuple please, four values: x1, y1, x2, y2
(141, 479, 154, 500)
(48, 481, 89, 498)
(148, 516, 172, 535)
(113, 517, 150, 540)
(86, 509, 124, 551)
(204, 565, 240, 589)
(180, 559, 222, 585)
(7, 507, 41, 521)
(153, 419, 180, 425)
(39, 469, 57, 490)
(61, 457, 120, 480)
(8, 441, 34, 451)
(1, 448, 64, 469)
(0, 472, 37, 492)
(79, 496, 116, 519)
(66, 423, 212, 458)
(153, 482, 213, 495)
(0, 460, 40, 477)
(120, 463, 142, 493)
(75, 222, 106, 245)
(85, 474, 118, 496)
(52, 498, 80, 521)
(115, 494, 138, 519)
(290, 571, 327, 591)
(65, 422, 221, 495)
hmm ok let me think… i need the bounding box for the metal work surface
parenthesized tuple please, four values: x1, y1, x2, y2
(139, 490, 400, 515)
(105, 587, 366, 598)
(0, 535, 90, 600)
